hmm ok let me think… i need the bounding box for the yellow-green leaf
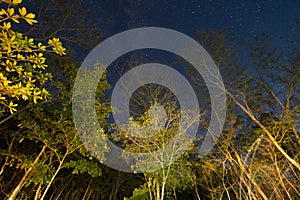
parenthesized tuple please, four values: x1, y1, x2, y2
(0, 9, 7, 16)
(11, 15, 20, 23)
(25, 13, 35, 19)
(12, 0, 22, 5)
(24, 17, 37, 25)
(8, 8, 14, 16)
(18, 7, 27, 16)
(3, 22, 11, 29)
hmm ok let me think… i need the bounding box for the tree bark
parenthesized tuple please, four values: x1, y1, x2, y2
(34, 182, 43, 200)
(40, 153, 67, 200)
(227, 91, 300, 171)
(8, 145, 46, 200)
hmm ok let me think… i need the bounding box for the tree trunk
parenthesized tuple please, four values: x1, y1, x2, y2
(40, 153, 67, 200)
(161, 181, 166, 200)
(0, 137, 14, 176)
(34, 182, 43, 200)
(194, 184, 201, 200)
(8, 145, 46, 200)
(82, 178, 92, 200)
(227, 91, 300, 171)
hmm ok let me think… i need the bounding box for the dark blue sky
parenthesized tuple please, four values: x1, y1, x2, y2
(81, 1, 299, 145)
(87, 0, 300, 40)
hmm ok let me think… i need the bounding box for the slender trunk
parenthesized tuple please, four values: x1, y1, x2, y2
(227, 91, 300, 171)
(34, 182, 43, 200)
(86, 189, 92, 200)
(155, 180, 160, 200)
(194, 184, 201, 200)
(173, 187, 177, 200)
(161, 181, 166, 200)
(0, 137, 15, 176)
(234, 151, 268, 200)
(0, 156, 8, 176)
(113, 172, 121, 200)
(40, 154, 67, 200)
(147, 179, 153, 200)
(82, 178, 92, 200)
(54, 174, 73, 200)
(8, 145, 46, 200)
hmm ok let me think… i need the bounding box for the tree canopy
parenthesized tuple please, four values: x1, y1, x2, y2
(0, 1, 299, 200)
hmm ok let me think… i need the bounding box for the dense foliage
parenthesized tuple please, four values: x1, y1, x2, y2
(0, 1, 299, 200)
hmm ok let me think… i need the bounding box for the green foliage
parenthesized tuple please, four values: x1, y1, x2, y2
(124, 184, 150, 200)
(64, 160, 102, 177)
(0, 2, 299, 199)
(25, 163, 53, 186)
(110, 84, 199, 199)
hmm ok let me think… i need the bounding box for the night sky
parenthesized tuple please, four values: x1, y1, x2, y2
(87, 0, 300, 41)
(83, 0, 300, 162)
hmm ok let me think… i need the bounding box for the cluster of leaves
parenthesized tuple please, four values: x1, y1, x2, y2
(0, 0, 65, 115)
(0, 1, 299, 199)
(124, 184, 149, 200)
(0, 1, 112, 199)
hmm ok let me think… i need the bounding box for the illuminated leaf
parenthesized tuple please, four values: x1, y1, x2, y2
(24, 17, 37, 25)
(3, 22, 11, 29)
(25, 13, 35, 19)
(8, 8, 14, 16)
(19, 7, 27, 16)
(12, 0, 22, 5)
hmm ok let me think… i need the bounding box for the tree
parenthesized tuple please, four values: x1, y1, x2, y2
(0, 0, 65, 119)
(110, 82, 201, 200)
(1, 1, 299, 199)
(191, 28, 300, 199)
(0, 1, 112, 199)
